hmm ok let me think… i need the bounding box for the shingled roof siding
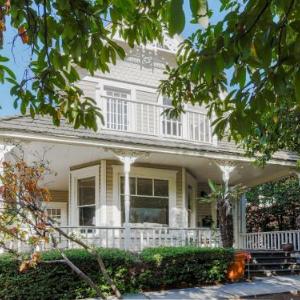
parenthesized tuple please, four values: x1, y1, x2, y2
(0, 115, 298, 162)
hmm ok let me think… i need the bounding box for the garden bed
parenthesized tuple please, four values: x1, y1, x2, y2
(0, 246, 234, 300)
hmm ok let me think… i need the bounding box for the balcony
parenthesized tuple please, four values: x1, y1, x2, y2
(101, 96, 215, 145)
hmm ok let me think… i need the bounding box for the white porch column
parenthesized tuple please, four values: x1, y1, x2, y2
(0, 144, 14, 253)
(118, 155, 137, 250)
(240, 193, 247, 234)
(110, 149, 149, 250)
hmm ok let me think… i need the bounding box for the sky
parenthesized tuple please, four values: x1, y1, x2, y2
(0, 0, 223, 117)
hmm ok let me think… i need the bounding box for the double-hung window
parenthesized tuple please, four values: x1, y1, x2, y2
(77, 177, 96, 226)
(120, 177, 169, 225)
(105, 87, 130, 131)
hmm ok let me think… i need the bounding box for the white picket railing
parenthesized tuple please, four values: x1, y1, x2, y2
(240, 230, 300, 251)
(44, 226, 221, 252)
(102, 96, 214, 144)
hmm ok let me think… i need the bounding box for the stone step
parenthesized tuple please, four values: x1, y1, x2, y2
(248, 268, 300, 277)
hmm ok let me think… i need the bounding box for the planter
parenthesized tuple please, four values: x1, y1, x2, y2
(227, 251, 250, 282)
(281, 243, 294, 252)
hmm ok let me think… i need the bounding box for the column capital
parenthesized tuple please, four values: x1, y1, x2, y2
(214, 160, 236, 191)
(108, 148, 150, 164)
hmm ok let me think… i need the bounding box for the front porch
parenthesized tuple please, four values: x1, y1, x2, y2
(1, 138, 297, 252)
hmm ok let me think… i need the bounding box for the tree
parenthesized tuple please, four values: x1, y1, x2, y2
(0, 157, 121, 299)
(246, 176, 300, 232)
(0, 0, 206, 131)
(203, 180, 245, 248)
(159, 0, 300, 164)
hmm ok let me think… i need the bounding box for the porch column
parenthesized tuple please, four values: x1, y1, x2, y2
(0, 144, 14, 253)
(118, 155, 137, 250)
(240, 194, 247, 234)
(110, 149, 149, 250)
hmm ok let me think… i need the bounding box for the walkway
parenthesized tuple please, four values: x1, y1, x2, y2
(120, 275, 300, 299)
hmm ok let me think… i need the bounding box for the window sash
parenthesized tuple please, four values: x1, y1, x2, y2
(120, 176, 169, 225)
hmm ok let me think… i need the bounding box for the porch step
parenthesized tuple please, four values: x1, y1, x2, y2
(246, 250, 300, 278)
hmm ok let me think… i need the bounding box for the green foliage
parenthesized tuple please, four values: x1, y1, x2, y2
(139, 247, 233, 289)
(246, 176, 300, 232)
(0, 246, 233, 300)
(0, 0, 207, 131)
(159, 0, 300, 163)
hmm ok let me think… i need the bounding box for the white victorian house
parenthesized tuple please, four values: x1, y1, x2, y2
(0, 34, 298, 252)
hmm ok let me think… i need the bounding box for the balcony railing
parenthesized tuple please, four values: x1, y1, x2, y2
(101, 96, 214, 144)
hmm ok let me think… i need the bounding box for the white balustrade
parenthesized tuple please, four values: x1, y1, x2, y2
(240, 230, 300, 251)
(39, 226, 221, 252)
(102, 96, 213, 144)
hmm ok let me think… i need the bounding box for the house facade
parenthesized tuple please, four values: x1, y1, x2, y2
(0, 34, 298, 251)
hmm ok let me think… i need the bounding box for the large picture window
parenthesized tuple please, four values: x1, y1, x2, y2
(78, 177, 96, 226)
(120, 177, 169, 225)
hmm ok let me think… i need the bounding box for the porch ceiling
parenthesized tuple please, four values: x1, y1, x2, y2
(5, 141, 295, 191)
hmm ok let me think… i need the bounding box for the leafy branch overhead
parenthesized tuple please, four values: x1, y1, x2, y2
(0, 0, 205, 130)
(160, 0, 300, 163)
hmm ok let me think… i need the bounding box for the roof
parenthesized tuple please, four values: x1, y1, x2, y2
(0, 115, 298, 164)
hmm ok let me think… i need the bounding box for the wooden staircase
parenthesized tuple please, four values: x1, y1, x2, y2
(246, 250, 300, 278)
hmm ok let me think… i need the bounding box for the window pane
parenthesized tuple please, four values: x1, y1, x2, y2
(121, 196, 168, 225)
(137, 178, 152, 196)
(120, 177, 136, 195)
(79, 206, 95, 226)
(154, 179, 169, 197)
(78, 177, 95, 206)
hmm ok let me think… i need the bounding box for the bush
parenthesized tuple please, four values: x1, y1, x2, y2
(139, 247, 234, 289)
(0, 247, 233, 300)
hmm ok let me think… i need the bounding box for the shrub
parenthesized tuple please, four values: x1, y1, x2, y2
(0, 248, 138, 300)
(0, 247, 233, 300)
(139, 247, 234, 289)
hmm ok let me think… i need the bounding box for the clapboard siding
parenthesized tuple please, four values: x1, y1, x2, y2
(50, 190, 68, 202)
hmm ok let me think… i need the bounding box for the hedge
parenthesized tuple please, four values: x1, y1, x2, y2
(0, 247, 234, 300)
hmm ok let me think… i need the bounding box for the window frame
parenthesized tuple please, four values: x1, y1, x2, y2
(104, 87, 131, 131)
(70, 165, 100, 227)
(112, 165, 178, 227)
(120, 176, 170, 225)
(77, 177, 96, 226)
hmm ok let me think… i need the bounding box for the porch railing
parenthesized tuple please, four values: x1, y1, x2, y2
(101, 96, 214, 144)
(240, 230, 300, 251)
(48, 227, 220, 252)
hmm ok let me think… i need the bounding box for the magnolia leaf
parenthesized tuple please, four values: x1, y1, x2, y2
(189, 0, 208, 27)
(168, 0, 185, 36)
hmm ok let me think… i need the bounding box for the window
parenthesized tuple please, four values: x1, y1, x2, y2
(105, 88, 130, 131)
(47, 208, 62, 225)
(78, 177, 96, 226)
(162, 97, 182, 137)
(120, 177, 169, 225)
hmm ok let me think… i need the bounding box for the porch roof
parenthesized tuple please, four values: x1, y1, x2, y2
(0, 115, 298, 166)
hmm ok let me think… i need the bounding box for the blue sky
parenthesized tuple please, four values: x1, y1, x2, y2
(0, 0, 222, 117)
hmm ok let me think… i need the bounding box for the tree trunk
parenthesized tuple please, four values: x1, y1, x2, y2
(218, 198, 234, 248)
